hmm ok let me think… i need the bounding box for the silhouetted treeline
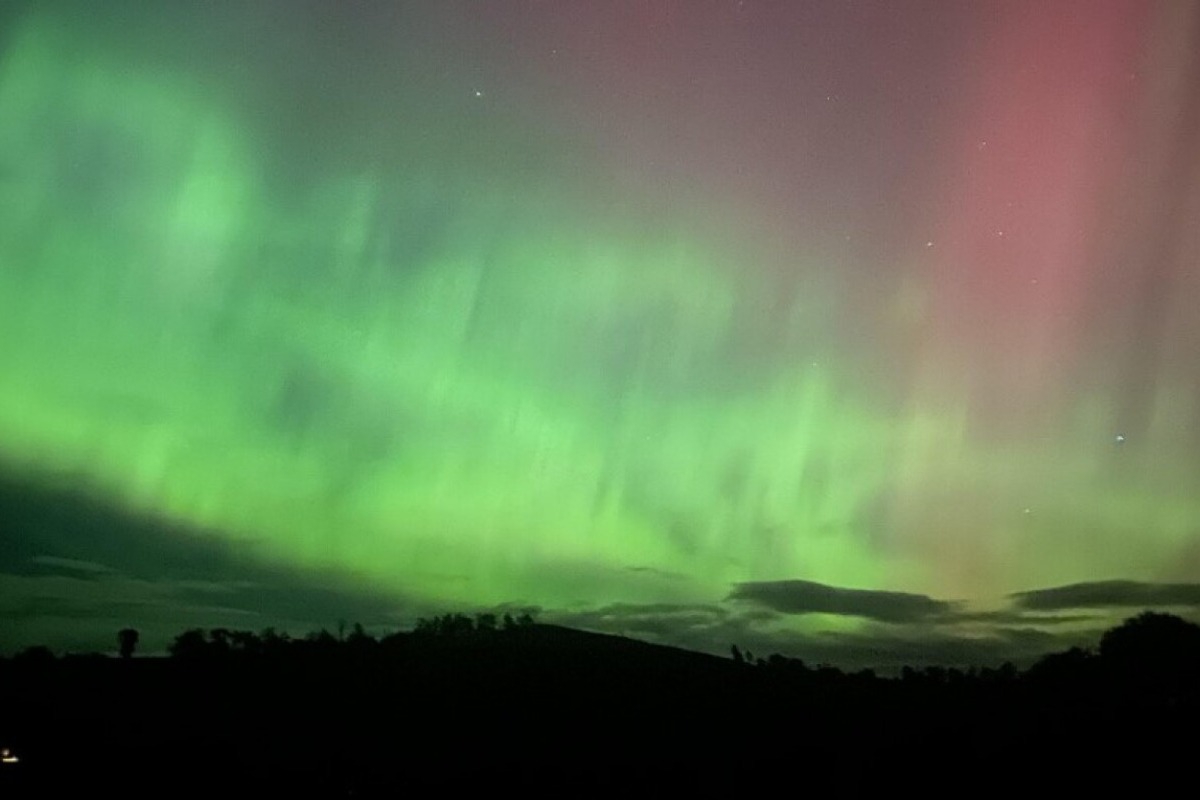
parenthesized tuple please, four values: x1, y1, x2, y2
(2, 611, 1197, 795)
(156, 611, 536, 661)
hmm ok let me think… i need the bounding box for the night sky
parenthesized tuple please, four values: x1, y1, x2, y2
(2, 0, 1199, 668)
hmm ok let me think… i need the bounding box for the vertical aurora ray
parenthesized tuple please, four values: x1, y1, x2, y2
(0, 1, 1198, 646)
(871, 2, 1167, 596)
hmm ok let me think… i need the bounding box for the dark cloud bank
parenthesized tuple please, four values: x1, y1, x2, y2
(0, 465, 413, 654)
(727, 579, 958, 623)
(1011, 580, 1200, 611)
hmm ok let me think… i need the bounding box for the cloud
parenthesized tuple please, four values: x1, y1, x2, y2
(0, 466, 414, 654)
(545, 583, 1200, 671)
(0, 566, 413, 656)
(623, 565, 687, 581)
(536, 597, 1104, 672)
(953, 609, 1100, 626)
(727, 579, 959, 623)
(28, 555, 116, 576)
(1010, 580, 1200, 611)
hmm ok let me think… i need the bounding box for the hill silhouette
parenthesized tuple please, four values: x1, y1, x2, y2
(1, 611, 1197, 794)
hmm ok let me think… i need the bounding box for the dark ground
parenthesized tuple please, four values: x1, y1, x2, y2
(1, 618, 1198, 795)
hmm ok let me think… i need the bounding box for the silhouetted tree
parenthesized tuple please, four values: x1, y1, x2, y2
(347, 622, 376, 652)
(209, 628, 233, 656)
(117, 628, 139, 659)
(1100, 611, 1200, 665)
(169, 629, 209, 659)
(229, 630, 262, 656)
(1028, 646, 1094, 679)
(14, 645, 55, 666)
(1099, 611, 1200, 698)
(429, 613, 474, 637)
(476, 613, 497, 632)
(762, 653, 809, 677)
(730, 644, 745, 664)
(924, 666, 948, 684)
(305, 629, 339, 652)
(260, 627, 291, 658)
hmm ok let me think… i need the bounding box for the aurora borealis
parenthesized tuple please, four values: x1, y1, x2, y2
(2, 1, 1199, 665)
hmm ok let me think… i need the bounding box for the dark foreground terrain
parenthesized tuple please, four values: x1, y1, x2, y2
(2, 613, 1198, 795)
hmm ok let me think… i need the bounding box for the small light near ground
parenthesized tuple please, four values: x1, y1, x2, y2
(1, 747, 18, 764)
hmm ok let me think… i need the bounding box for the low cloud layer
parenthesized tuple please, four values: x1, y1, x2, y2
(727, 579, 959, 623)
(0, 467, 413, 654)
(1010, 580, 1200, 611)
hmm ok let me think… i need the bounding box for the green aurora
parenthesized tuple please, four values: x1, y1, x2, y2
(2, 3, 1199, 658)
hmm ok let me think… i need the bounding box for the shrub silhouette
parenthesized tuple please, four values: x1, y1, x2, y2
(1098, 611, 1200, 699)
(168, 628, 209, 659)
(117, 628, 139, 659)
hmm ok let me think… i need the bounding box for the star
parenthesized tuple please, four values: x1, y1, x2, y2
(473, 89, 484, 98)
(1115, 434, 1126, 445)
